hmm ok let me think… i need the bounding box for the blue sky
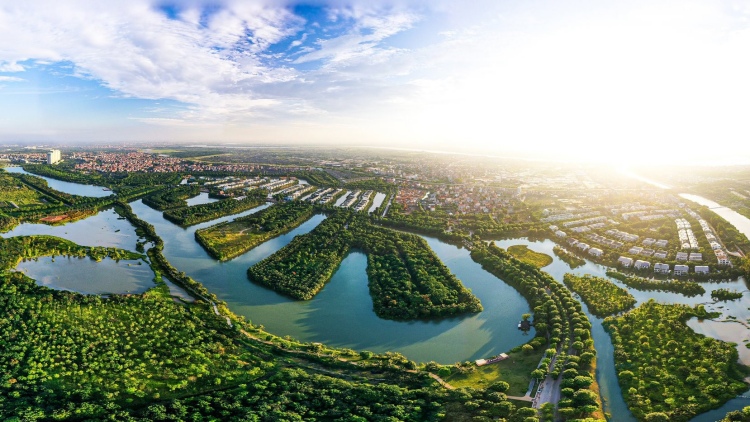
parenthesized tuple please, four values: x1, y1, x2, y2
(1, 0, 750, 164)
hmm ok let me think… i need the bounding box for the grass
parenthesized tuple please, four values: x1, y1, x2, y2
(507, 245, 553, 268)
(0, 172, 47, 207)
(445, 346, 545, 396)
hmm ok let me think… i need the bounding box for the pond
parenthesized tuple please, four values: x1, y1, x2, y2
(15, 256, 155, 295)
(3, 166, 111, 197)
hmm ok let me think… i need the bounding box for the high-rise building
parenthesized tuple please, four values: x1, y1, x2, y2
(47, 149, 61, 165)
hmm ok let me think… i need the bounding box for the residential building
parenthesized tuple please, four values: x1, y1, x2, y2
(688, 253, 702, 262)
(628, 246, 643, 255)
(676, 252, 688, 261)
(654, 263, 670, 274)
(634, 260, 651, 270)
(674, 264, 689, 276)
(47, 149, 61, 165)
(588, 248, 603, 257)
(618, 256, 634, 268)
(695, 266, 709, 274)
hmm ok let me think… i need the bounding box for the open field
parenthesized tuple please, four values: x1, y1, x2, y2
(508, 244, 553, 268)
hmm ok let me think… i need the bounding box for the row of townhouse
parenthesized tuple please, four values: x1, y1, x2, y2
(619, 257, 709, 275)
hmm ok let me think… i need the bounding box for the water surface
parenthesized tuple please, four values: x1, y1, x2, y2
(16, 256, 154, 295)
(3, 166, 111, 197)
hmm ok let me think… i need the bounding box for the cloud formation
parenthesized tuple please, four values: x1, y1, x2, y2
(1, 0, 749, 164)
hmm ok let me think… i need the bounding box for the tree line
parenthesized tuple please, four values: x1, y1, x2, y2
(562, 274, 636, 318)
(606, 270, 705, 296)
(195, 201, 315, 261)
(162, 191, 266, 226)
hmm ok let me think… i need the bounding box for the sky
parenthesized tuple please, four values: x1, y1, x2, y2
(1, 0, 750, 164)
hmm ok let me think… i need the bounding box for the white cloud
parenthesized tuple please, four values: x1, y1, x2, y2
(0, 76, 24, 82)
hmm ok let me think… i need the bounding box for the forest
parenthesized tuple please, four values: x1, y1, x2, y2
(142, 185, 201, 210)
(247, 212, 353, 300)
(162, 191, 266, 226)
(247, 211, 483, 320)
(604, 300, 748, 421)
(195, 201, 315, 260)
(606, 270, 706, 296)
(350, 218, 483, 320)
(562, 274, 636, 318)
(470, 243, 604, 420)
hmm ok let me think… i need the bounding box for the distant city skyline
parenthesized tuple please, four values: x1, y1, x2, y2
(1, 0, 749, 165)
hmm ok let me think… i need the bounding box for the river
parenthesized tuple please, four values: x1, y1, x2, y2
(3, 166, 111, 197)
(129, 199, 534, 363)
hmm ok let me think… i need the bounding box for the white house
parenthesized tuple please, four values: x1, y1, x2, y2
(653, 251, 668, 259)
(555, 230, 567, 238)
(634, 260, 651, 270)
(628, 246, 643, 255)
(618, 256, 634, 268)
(689, 253, 702, 261)
(710, 242, 722, 250)
(695, 265, 709, 274)
(676, 252, 689, 261)
(654, 239, 668, 248)
(674, 264, 689, 276)
(588, 248, 603, 257)
(654, 263, 670, 274)
(577, 242, 590, 251)
(642, 238, 655, 246)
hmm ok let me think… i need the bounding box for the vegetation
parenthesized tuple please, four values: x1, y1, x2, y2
(142, 185, 201, 210)
(711, 288, 744, 301)
(1, 206, 527, 421)
(0, 171, 48, 207)
(162, 191, 266, 226)
(697, 205, 750, 254)
(0, 235, 143, 271)
(508, 245, 553, 268)
(604, 300, 748, 421)
(247, 212, 352, 300)
(353, 219, 482, 320)
(195, 202, 315, 260)
(446, 345, 546, 396)
(471, 243, 604, 420)
(606, 270, 706, 297)
(553, 245, 586, 269)
(720, 406, 750, 422)
(248, 211, 483, 320)
(562, 274, 636, 318)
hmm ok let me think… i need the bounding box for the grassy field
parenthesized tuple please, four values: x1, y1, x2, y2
(507, 245, 553, 268)
(445, 346, 545, 396)
(196, 202, 315, 260)
(0, 172, 47, 207)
